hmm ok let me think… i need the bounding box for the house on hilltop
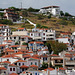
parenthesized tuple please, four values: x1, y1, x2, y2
(39, 6, 60, 17)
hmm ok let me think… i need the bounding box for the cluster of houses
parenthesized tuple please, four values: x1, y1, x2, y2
(0, 24, 75, 75)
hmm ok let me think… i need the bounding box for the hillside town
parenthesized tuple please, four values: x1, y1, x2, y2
(0, 4, 75, 75)
(0, 22, 75, 75)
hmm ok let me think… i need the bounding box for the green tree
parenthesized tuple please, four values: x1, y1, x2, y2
(22, 42, 28, 45)
(8, 6, 16, 10)
(0, 12, 4, 19)
(48, 14, 51, 19)
(15, 42, 19, 45)
(36, 24, 41, 28)
(22, 10, 28, 17)
(0, 19, 13, 25)
(27, 7, 39, 12)
(41, 26, 48, 28)
(60, 11, 64, 16)
(41, 62, 48, 69)
(45, 41, 67, 54)
(65, 12, 71, 16)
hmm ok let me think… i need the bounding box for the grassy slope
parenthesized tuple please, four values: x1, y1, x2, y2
(9, 12, 75, 32)
(26, 13, 75, 32)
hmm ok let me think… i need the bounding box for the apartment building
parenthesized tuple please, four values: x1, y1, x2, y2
(0, 24, 11, 41)
(29, 28, 56, 41)
(4, 9, 19, 22)
(39, 6, 60, 17)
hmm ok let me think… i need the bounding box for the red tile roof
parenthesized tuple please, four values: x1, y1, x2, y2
(15, 60, 26, 63)
(0, 67, 7, 70)
(3, 61, 11, 64)
(11, 45, 19, 47)
(6, 49, 14, 52)
(65, 53, 72, 57)
(51, 58, 63, 60)
(44, 68, 54, 71)
(50, 54, 59, 57)
(0, 44, 7, 47)
(30, 65, 38, 68)
(26, 51, 33, 53)
(32, 54, 40, 58)
(21, 35, 32, 39)
(40, 54, 48, 57)
(23, 54, 31, 58)
(29, 41, 44, 44)
(14, 52, 23, 54)
(2, 55, 12, 58)
(2, 54, 20, 58)
(20, 65, 29, 68)
(0, 24, 5, 26)
(18, 28, 25, 30)
(3, 40, 13, 43)
(9, 73, 18, 75)
(59, 67, 66, 70)
(30, 57, 40, 60)
(9, 64, 16, 66)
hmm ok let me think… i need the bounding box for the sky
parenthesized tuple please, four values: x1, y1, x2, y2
(0, 0, 75, 15)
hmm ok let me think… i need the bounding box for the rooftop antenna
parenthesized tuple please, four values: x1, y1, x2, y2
(21, 2, 22, 9)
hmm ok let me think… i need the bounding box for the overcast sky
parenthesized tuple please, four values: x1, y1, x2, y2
(0, 0, 75, 15)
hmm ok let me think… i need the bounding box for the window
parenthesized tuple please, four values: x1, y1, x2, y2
(43, 37, 45, 39)
(14, 37, 16, 39)
(22, 38, 24, 41)
(7, 59, 9, 61)
(43, 33, 45, 35)
(7, 33, 8, 36)
(31, 62, 33, 65)
(19, 63, 20, 66)
(13, 68, 15, 71)
(23, 63, 24, 65)
(10, 37, 12, 39)
(31, 34, 33, 36)
(46, 57, 47, 60)
(22, 68, 24, 71)
(10, 68, 12, 71)
(7, 37, 8, 40)
(35, 62, 37, 65)
(46, 30, 47, 32)
(39, 33, 40, 36)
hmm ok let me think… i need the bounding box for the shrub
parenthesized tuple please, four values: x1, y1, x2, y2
(0, 19, 13, 25)
(58, 20, 68, 25)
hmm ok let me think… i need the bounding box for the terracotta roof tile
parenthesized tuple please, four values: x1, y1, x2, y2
(20, 65, 29, 68)
(50, 54, 59, 57)
(15, 60, 26, 63)
(0, 67, 7, 70)
(18, 28, 25, 30)
(23, 54, 31, 58)
(30, 65, 38, 68)
(14, 52, 23, 54)
(3, 61, 11, 64)
(29, 41, 44, 44)
(11, 45, 20, 47)
(9, 73, 18, 75)
(59, 67, 66, 70)
(44, 68, 54, 71)
(9, 64, 16, 66)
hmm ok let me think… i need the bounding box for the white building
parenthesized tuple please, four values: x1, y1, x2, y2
(71, 32, 75, 45)
(39, 6, 60, 17)
(4, 9, 19, 22)
(29, 28, 56, 41)
(0, 24, 11, 41)
(56, 37, 70, 44)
